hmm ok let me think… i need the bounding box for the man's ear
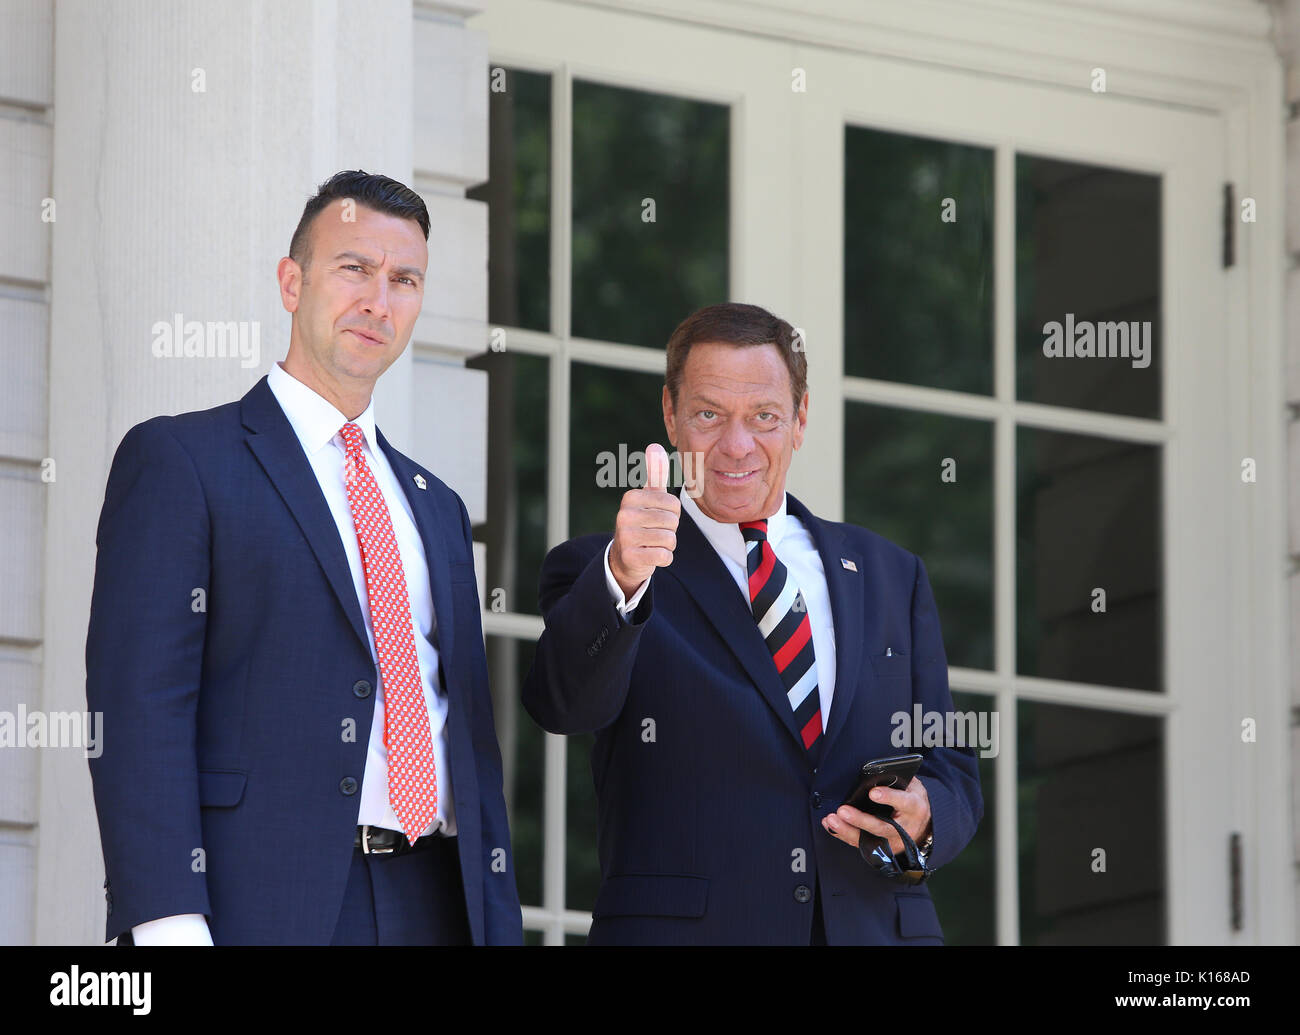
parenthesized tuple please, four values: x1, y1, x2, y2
(793, 390, 809, 450)
(662, 384, 676, 447)
(277, 256, 303, 314)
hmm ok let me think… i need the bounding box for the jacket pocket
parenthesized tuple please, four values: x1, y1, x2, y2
(592, 873, 709, 919)
(198, 769, 248, 807)
(868, 651, 910, 679)
(894, 891, 943, 940)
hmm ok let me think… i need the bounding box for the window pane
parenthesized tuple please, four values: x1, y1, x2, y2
(467, 351, 549, 615)
(1018, 701, 1164, 944)
(566, 732, 600, 913)
(844, 403, 994, 671)
(485, 636, 543, 908)
(925, 690, 997, 945)
(844, 126, 993, 394)
(568, 363, 671, 539)
(467, 67, 551, 332)
(571, 80, 728, 349)
(1016, 427, 1161, 691)
(1016, 155, 1161, 418)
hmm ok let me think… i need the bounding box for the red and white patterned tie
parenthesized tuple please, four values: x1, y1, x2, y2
(339, 422, 437, 845)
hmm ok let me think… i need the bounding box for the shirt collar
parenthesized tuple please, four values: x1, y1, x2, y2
(679, 488, 790, 569)
(267, 360, 378, 456)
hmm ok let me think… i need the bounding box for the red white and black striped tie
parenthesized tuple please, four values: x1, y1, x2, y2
(740, 518, 822, 753)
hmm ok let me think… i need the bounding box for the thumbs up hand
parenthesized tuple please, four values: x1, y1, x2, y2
(608, 443, 681, 599)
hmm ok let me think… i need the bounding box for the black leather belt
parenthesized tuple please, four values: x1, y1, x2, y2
(354, 824, 445, 856)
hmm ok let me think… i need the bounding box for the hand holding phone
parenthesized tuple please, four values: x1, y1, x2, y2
(841, 753, 924, 819)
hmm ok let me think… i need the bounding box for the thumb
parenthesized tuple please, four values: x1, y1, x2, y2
(645, 443, 670, 492)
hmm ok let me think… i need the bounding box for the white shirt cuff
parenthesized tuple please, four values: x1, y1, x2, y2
(130, 913, 214, 946)
(604, 541, 650, 617)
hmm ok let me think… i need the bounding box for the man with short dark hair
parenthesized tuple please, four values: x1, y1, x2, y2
(523, 301, 982, 944)
(86, 170, 522, 945)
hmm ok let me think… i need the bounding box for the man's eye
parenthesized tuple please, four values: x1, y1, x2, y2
(757, 412, 774, 421)
(396, 276, 416, 286)
(343, 264, 365, 272)
(700, 410, 716, 420)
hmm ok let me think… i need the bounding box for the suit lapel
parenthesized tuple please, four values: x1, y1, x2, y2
(666, 491, 870, 763)
(375, 428, 457, 668)
(241, 376, 371, 653)
(785, 493, 867, 762)
(666, 497, 807, 753)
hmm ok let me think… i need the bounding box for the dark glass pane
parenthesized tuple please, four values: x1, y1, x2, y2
(565, 732, 600, 912)
(564, 932, 588, 945)
(1016, 155, 1161, 418)
(1016, 428, 1161, 691)
(485, 636, 543, 908)
(844, 126, 993, 394)
(523, 928, 544, 946)
(571, 80, 728, 348)
(1018, 701, 1164, 944)
(568, 363, 673, 539)
(926, 690, 997, 945)
(467, 67, 551, 332)
(466, 351, 548, 615)
(844, 403, 993, 671)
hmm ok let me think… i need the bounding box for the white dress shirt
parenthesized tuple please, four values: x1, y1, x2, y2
(132, 361, 455, 946)
(603, 490, 838, 724)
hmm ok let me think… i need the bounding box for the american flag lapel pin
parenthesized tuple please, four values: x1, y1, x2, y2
(413, 474, 427, 490)
(841, 558, 857, 572)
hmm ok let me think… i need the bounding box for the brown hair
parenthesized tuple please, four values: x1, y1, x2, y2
(664, 302, 806, 412)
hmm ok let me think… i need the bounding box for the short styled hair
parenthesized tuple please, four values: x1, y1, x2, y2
(288, 169, 430, 272)
(664, 302, 807, 412)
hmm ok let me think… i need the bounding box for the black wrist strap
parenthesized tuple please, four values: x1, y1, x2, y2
(858, 817, 934, 885)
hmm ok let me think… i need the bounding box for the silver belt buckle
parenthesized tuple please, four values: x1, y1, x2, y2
(359, 824, 396, 855)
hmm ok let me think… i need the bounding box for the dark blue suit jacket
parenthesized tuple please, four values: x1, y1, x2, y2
(522, 492, 982, 944)
(85, 375, 522, 945)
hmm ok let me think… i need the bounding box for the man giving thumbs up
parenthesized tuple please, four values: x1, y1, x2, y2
(522, 302, 982, 945)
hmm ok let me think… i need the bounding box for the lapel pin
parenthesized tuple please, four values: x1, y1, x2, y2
(840, 558, 857, 572)
(413, 474, 427, 490)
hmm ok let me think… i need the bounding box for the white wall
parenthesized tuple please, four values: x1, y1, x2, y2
(15, 0, 488, 945)
(0, 0, 53, 946)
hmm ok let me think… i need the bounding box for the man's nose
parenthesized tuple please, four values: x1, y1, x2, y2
(359, 273, 390, 319)
(717, 420, 754, 458)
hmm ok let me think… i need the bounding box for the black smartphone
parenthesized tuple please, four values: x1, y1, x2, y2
(842, 753, 924, 819)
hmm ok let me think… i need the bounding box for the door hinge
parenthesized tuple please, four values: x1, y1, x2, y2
(1222, 183, 1235, 269)
(1228, 831, 1243, 931)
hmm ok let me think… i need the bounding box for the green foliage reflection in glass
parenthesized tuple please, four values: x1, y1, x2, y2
(571, 79, 729, 349)
(844, 403, 994, 672)
(468, 67, 551, 333)
(844, 126, 993, 394)
(925, 690, 996, 945)
(569, 364, 672, 540)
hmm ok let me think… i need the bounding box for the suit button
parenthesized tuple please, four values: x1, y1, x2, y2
(105, 890, 113, 913)
(339, 776, 359, 796)
(812, 792, 822, 808)
(794, 884, 812, 904)
(352, 679, 372, 698)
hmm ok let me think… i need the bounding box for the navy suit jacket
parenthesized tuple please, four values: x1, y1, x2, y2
(85, 375, 523, 945)
(522, 491, 982, 944)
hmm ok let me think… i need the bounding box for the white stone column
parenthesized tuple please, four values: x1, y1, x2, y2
(35, 0, 423, 945)
(0, 0, 54, 948)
